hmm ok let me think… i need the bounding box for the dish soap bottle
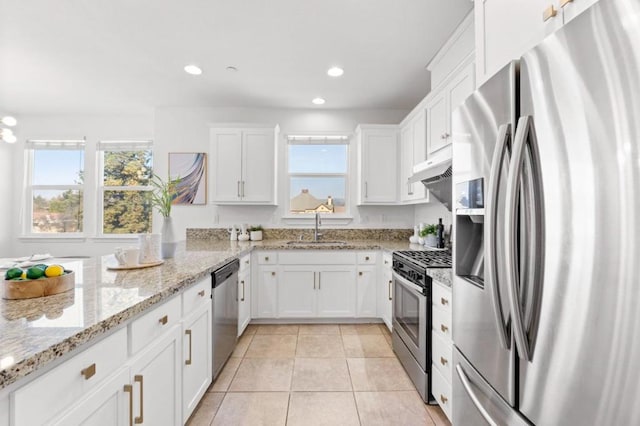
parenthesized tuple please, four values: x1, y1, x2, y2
(436, 218, 445, 249)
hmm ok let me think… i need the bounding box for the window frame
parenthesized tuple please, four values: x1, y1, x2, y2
(285, 135, 351, 219)
(96, 140, 154, 237)
(24, 139, 86, 237)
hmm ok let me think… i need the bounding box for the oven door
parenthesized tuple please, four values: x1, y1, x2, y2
(392, 271, 428, 370)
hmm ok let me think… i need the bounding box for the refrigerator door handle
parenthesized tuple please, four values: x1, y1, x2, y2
(455, 364, 499, 426)
(505, 116, 532, 362)
(486, 123, 512, 350)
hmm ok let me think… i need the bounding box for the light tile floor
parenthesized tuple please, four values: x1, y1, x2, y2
(187, 323, 451, 426)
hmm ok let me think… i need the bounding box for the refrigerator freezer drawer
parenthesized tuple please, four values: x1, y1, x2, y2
(432, 362, 453, 422)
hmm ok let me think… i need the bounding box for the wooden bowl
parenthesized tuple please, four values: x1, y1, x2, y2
(2, 271, 75, 300)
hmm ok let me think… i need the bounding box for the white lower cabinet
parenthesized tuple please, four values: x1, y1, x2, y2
(431, 279, 453, 421)
(356, 266, 377, 317)
(378, 253, 393, 331)
(254, 266, 278, 318)
(238, 268, 251, 336)
(0, 395, 7, 426)
(279, 268, 316, 317)
(129, 325, 182, 426)
(316, 267, 356, 317)
(50, 369, 130, 426)
(182, 303, 212, 423)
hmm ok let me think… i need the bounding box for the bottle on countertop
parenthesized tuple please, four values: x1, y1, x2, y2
(436, 218, 445, 249)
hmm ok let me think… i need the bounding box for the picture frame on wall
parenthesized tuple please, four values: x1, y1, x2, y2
(168, 152, 207, 205)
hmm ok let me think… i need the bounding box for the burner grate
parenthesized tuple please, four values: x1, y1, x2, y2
(395, 250, 452, 269)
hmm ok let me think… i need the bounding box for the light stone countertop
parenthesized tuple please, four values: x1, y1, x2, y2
(0, 238, 445, 390)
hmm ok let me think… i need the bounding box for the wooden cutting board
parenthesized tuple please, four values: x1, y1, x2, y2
(2, 272, 75, 300)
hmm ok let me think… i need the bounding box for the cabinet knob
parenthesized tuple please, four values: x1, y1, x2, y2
(265, 256, 269, 261)
(440, 394, 448, 404)
(543, 4, 558, 21)
(560, 0, 573, 6)
(198, 290, 205, 297)
(359, 271, 363, 276)
(158, 315, 168, 325)
(440, 297, 449, 306)
(271, 271, 276, 276)
(441, 324, 449, 333)
(440, 356, 448, 366)
(81, 363, 96, 380)
(365, 256, 370, 261)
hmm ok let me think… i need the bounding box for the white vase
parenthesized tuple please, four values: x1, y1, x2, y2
(250, 230, 263, 241)
(161, 216, 177, 258)
(425, 234, 438, 247)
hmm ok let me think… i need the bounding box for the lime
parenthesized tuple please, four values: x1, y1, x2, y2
(32, 264, 48, 271)
(45, 265, 65, 277)
(5, 267, 23, 280)
(26, 267, 46, 279)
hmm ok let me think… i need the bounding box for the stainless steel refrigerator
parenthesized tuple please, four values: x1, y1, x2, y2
(451, 0, 640, 424)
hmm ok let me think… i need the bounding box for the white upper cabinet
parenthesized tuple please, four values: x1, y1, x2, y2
(209, 125, 277, 204)
(475, 0, 598, 85)
(400, 112, 427, 203)
(356, 125, 399, 205)
(426, 92, 448, 154)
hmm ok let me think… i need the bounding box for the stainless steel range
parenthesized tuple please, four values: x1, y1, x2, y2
(392, 249, 451, 403)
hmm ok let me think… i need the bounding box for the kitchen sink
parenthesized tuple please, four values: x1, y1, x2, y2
(286, 240, 348, 246)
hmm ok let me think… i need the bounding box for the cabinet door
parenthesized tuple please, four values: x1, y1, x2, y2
(182, 305, 212, 423)
(316, 268, 356, 317)
(210, 129, 243, 202)
(360, 130, 398, 204)
(129, 326, 181, 426)
(409, 113, 428, 201)
(399, 125, 414, 202)
(379, 259, 393, 332)
(562, 0, 599, 24)
(50, 369, 129, 426)
(427, 92, 448, 154)
(447, 62, 475, 124)
(278, 268, 316, 317)
(238, 269, 251, 336)
(254, 267, 278, 318)
(242, 129, 275, 203)
(356, 266, 377, 317)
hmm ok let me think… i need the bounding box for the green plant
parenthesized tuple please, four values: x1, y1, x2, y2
(419, 224, 437, 237)
(250, 225, 263, 231)
(149, 173, 181, 218)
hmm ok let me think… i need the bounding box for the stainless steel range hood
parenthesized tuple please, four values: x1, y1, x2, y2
(408, 148, 452, 211)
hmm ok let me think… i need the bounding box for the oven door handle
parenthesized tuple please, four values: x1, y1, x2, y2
(392, 271, 425, 295)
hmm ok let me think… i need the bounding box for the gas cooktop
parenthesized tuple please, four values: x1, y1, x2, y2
(393, 250, 452, 269)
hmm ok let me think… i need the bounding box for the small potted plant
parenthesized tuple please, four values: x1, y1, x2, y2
(419, 224, 438, 247)
(149, 173, 181, 258)
(249, 225, 263, 241)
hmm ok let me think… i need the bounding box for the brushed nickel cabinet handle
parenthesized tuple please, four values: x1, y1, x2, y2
(81, 363, 96, 380)
(124, 384, 134, 426)
(441, 324, 449, 333)
(440, 394, 448, 404)
(159, 315, 168, 325)
(198, 290, 205, 297)
(271, 271, 276, 276)
(440, 356, 448, 365)
(560, 0, 573, 6)
(237, 181, 241, 197)
(241, 181, 245, 198)
(388, 280, 393, 301)
(440, 297, 449, 306)
(318, 272, 321, 290)
(134, 375, 144, 424)
(245, 259, 250, 264)
(185, 330, 192, 365)
(359, 271, 363, 276)
(241, 280, 245, 301)
(543, 4, 557, 21)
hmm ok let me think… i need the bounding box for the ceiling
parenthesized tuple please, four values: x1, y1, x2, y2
(0, 0, 472, 114)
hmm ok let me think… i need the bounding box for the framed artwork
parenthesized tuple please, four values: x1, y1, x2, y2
(168, 152, 207, 205)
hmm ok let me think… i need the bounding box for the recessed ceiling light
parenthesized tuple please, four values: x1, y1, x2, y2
(226, 66, 238, 72)
(184, 65, 203, 75)
(312, 97, 326, 105)
(0, 128, 13, 138)
(327, 67, 344, 77)
(3, 134, 16, 143)
(1, 116, 17, 127)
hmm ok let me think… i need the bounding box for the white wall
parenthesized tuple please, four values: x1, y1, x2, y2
(0, 141, 13, 256)
(414, 200, 452, 232)
(154, 106, 417, 239)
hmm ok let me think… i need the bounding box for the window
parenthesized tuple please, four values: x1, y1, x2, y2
(25, 140, 85, 234)
(287, 136, 348, 215)
(98, 140, 153, 235)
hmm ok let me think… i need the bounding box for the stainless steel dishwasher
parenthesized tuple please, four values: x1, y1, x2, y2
(211, 258, 239, 379)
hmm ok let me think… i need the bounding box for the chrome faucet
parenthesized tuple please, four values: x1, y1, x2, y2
(314, 212, 322, 242)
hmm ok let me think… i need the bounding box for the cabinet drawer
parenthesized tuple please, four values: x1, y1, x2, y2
(431, 362, 453, 421)
(432, 331, 453, 382)
(239, 253, 251, 271)
(432, 281, 452, 312)
(130, 295, 181, 354)
(183, 277, 211, 315)
(13, 328, 128, 426)
(278, 251, 356, 265)
(432, 304, 452, 341)
(257, 252, 278, 265)
(356, 252, 377, 265)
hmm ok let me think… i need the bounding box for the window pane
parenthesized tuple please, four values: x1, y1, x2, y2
(288, 145, 347, 174)
(32, 189, 83, 233)
(289, 177, 346, 214)
(103, 190, 152, 234)
(33, 150, 84, 185)
(103, 151, 152, 186)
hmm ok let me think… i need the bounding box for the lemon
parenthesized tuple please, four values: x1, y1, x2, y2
(21, 271, 26, 279)
(45, 265, 65, 277)
(5, 267, 23, 280)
